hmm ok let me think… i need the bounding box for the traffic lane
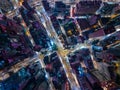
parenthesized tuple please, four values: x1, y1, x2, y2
(57, 51, 80, 88)
(0, 55, 38, 81)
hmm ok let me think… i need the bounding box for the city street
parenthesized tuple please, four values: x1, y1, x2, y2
(0, 0, 120, 90)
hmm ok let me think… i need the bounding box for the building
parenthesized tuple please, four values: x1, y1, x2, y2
(102, 0, 120, 2)
(42, 0, 51, 11)
(74, 0, 102, 15)
(0, 0, 14, 13)
(48, 0, 79, 5)
(0, 14, 34, 69)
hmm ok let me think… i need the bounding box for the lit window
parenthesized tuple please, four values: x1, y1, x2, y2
(67, 30, 72, 35)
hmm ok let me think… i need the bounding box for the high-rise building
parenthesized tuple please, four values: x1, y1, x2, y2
(75, 0, 102, 15)
(29, 21, 50, 48)
(50, 14, 62, 35)
(0, 14, 34, 69)
(19, 0, 52, 49)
